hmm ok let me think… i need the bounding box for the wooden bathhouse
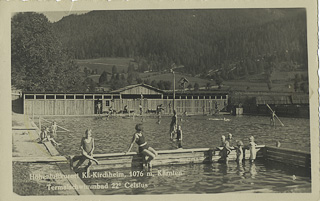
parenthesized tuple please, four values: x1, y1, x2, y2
(23, 84, 228, 116)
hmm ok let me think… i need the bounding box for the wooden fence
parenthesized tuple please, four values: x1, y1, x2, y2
(24, 94, 228, 116)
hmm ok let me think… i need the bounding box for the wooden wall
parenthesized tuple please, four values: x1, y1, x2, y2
(24, 94, 228, 115)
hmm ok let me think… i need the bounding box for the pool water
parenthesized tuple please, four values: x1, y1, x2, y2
(81, 160, 310, 194)
(40, 115, 311, 194)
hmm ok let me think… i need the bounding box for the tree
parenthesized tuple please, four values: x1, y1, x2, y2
(99, 71, 108, 84)
(112, 65, 117, 75)
(187, 83, 193, 90)
(194, 83, 199, 91)
(215, 76, 223, 89)
(206, 82, 211, 90)
(136, 77, 143, 84)
(151, 80, 157, 88)
(11, 12, 86, 92)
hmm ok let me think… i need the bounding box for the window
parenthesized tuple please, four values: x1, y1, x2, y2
(46, 95, 54, 99)
(36, 95, 44, 99)
(76, 95, 84, 99)
(106, 100, 110, 106)
(66, 95, 74, 99)
(104, 95, 111, 99)
(25, 95, 34, 99)
(143, 94, 162, 99)
(121, 94, 141, 99)
(95, 95, 102, 99)
(85, 95, 93, 99)
(56, 95, 64, 99)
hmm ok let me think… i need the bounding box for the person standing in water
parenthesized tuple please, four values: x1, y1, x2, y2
(127, 124, 157, 168)
(219, 135, 231, 163)
(51, 121, 58, 137)
(169, 110, 177, 140)
(270, 110, 276, 128)
(81, 129, 99, 174)
(249, 136, 257, 163)
(176, 125, 183, 149)
(235, 140, 244, 164)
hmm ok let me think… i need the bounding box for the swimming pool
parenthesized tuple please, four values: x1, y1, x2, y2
(41, 115, 311, 194)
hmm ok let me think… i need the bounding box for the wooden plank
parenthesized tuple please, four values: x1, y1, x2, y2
(43, 141, 60, 156)
(12, 127, 37, 130)
(266, 146, 310, 156)
(57, 162, 93, 195)
(266, 149, 310, 160)
(12, 156, 67, 162)
(265, 155, 308, 168)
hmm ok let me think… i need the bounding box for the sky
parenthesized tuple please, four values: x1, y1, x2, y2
(42, 11, 89, 22)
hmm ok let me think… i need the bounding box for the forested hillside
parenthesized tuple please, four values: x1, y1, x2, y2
(53, 9, 307, 77)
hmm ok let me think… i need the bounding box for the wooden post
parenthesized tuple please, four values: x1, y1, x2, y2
(173, 71, 175, 113)
(39, 116, 41, 131)
(64, 95, 66, 115)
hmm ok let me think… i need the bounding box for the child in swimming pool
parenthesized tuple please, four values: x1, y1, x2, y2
(235, 140, 244, 164)
(249, 136, 257, 163)
(51, 121, 57, 137)
(176, 125, 183, 149)
(219, 135, 231, 162)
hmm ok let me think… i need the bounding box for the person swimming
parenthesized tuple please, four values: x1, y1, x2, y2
(127, 124, 157, 168)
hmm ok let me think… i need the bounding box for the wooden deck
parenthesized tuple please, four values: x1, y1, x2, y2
(70, 146, 265, 172)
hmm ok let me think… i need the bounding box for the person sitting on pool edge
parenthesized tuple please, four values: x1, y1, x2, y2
(81, 129, 99, 174)
(126, 124, 158, 168)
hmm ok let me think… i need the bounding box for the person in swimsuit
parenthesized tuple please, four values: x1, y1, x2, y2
(40, 126, 48, 142)
(227, 133, 233, 147)
(169, 110, 177, 139)
(249, 136, 257, 163)
(127, 124, 157, 168)
(97, 102, 102, 114)
(41, 127, 60, 146)
(51, 121, 57, 137)
(81, 129, 99, 174)
(235, 140, 244, 164)
(218, 135, 231, 163)
(270, 110, 276, 128)
(176, 125, 183, 149)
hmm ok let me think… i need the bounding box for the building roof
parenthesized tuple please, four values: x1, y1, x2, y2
(109, 84, 164, 94)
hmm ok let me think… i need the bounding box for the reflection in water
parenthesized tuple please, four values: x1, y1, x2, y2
(249, 162, 257, 179)
(41, 115, 310, 194)
(236, 163, 245, 179)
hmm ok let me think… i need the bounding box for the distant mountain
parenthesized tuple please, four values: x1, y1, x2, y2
(52, 9, 307, 76)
